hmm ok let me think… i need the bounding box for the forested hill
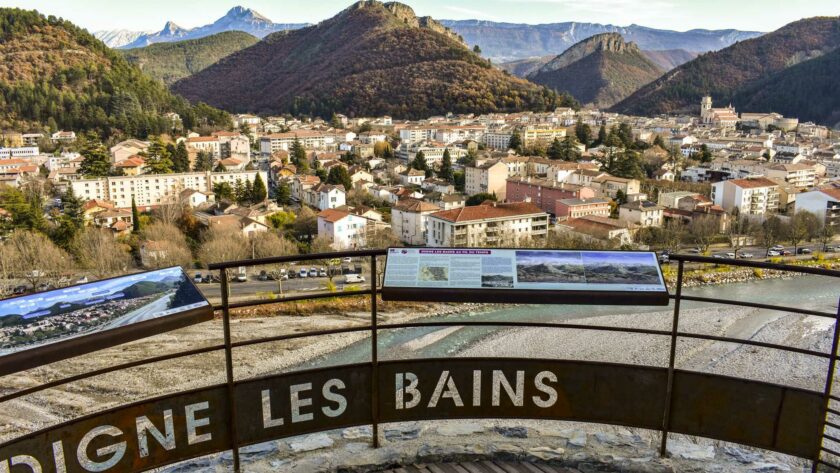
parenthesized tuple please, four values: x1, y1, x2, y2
(733, 47, 840, 128)
(172, 1, 577, 119)
(0, 8, 230, 137)
(122, 31, 259, 85)
(612, 17, 840, 117)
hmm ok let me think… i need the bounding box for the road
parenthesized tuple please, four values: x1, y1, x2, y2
(194, 274, 371, 304)
(676, 243, 831, 260)
(97, 291, 175, 330)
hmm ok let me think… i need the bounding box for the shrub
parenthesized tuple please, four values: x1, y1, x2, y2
(753, 268, 764, 278)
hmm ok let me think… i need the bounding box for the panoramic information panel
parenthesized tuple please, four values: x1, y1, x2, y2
(0, 267, 212, 375)
(382, 248, 669, 305)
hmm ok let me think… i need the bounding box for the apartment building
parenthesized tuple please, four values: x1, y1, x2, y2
(711, 177, 780, 216)
(555, 198, 611, 220)
(465, 160, 508, 199)
(391, 198, 441, 245)
(426, 201, 549, 247)
(522, 127, 566, 148)
(317, 209, 370, 250)
(506, 177, 596, 215)
(796, 187, 840, 226)
(619, 201, 665, 227)
(71, 170, 267, 209)
(765, 163, 817, 189)
(260, 131, 329, 154)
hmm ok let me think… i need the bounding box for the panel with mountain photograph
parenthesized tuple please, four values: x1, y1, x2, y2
(515, 251, 586, 283)
(581, 252, 662, 285)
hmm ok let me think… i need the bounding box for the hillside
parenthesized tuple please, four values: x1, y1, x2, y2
(122, 31, 259, 85)
(733, 47, 840, 128)
(440, 20, 762, 62)
(528, 34, 664, 109)
(612, 17, 840, 117)
(173, 1, 575, 119)
(119, 6, 307, 49)
(641, 49, 697, 71)
(498, 56, 553, 77)
(0, 8, 230, 136)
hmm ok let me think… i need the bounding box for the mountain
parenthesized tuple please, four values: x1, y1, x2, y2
(94, 29, 151, 48)
(118, 6, 308, 49)
(0, 8, 230, 136)
(122, 31, 259, 85)
(498, 55, 554, 77)
(172, 1, 575, 119)
(612, 17, 840, 118)
(440, 20, 762, 62)
(641, 49, 698, 71)
(527, 33, 664, 109)
(732, 47, 840, 128)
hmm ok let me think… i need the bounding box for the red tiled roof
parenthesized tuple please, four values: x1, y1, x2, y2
(430, 202, 545, 223)
(728, 178, 778, 189)
(318, 209, 350, 223)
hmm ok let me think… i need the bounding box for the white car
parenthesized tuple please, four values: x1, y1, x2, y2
(345, 274, 366, 284)
(767, 250, 781, 257)
(725, 252, 735, 259)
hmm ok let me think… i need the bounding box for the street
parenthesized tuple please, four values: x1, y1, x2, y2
(194, 274, 372, 305)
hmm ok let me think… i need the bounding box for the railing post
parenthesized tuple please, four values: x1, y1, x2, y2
(660, 259, 684, 457)
(370, 254, 380, 448)
(220, 268, 241, 472)
(812, 297, 840, 473)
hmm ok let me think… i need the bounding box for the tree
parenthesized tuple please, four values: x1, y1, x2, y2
(726, 215, 752, 258)
(78, 132, 111, 177)
(193, 150, 213, 171)
(142, 137, 174, 174)
(466, 193, 497, 206)
(547, 138, 563, 160)
(817, 221, 837, 252)
(373, 141, 393, 159)
(411, 151, 430, 177)
(612, 150, 645, 179)
(473, 45, 482, 54)
(653, 135, 667, 148)
(252, 173, 268, 202)
(74, 228, 133, 279)
(213, 182, 234, 202)
(754, 215, 786, 255)
(694, 144, 713, 163)
(274, 181, 291, 205)
(293, 206, 318, 242)
(140, 222, 193, 269)
(171, 141, 190, 173)
(5, 230, 71, 289)
(453, 171, 465, 192)
(787, 211, 821, 253)
(131, 197, 141, 232)
(290, 138, 308, 172)
(330, 113, 343, 129)
(688, 215, 719, 254)
(213, 161, 227, 172)
(438, 149, 454, 181)
(51, 187, 84, 250)
(508, 132, 522, 152)
(327, 166, 352, 191)
(575, 121, 592, 147)
(596, 124, 607, 147)
(198, 226, 249, 268)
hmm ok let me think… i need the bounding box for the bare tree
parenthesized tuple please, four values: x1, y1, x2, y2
(753, 215, 786, 256)
(251, 231, 299, 294)
(198, 226, 249, 268)
(140, 222, 193, 269)
(687, 215, 718, 254)
(787, 211, 821, 253)
(75, 228, 133, 279)
(662, 219, 686, 253)
(817, 221, 837, 252)
(5, 230, 71, 289)
(726, 216, 753, 257)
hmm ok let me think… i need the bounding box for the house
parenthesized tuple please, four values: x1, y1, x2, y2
(51, 131, 77, 143)
(304, 183, 346, 210)
(558, 215, 636, 245)
(590, 175, 641, 199)
(400, 168, 426, 186)
(619, 201, 665, 227)
(425, 201, 549, 247)
(92, 209, 134, 235)
(428, 193, 466, 211)
(506, 177, 596, 215)
(711, 177, 780, 216)
(421, 178, 454, 195)
(206, 214, 268, 237)
(465, 160, 508, 200)
(795, 187, 840, 226)
(290, 175, 321, 202)
(764, 163, 816, 189)
(110, 139, 150, 164)
(180, 189, 214, 208)
(391, 199, 441, 245)
(317, 209, 370, 250)
(555, 198, 611, 221)
(114, 156, 145, 176)
(82, 199, 116, 223)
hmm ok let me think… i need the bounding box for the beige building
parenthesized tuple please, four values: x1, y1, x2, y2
(711, 177, 780, 216)
(425, 201, 549, 247)
(391, 199, 441, 245)
(465, 160, 508, 199)
(619, 201, 665, 227)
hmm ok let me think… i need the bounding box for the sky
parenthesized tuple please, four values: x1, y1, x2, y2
(7, 0, 838, 33)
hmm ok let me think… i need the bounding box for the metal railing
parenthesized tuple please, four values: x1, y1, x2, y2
(0, 249, 839, 472)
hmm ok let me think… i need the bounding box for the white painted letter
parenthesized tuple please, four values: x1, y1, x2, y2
(52, 440, 67, 473)
(185, 402, 212, 445)
(396, 372, 420, 409)
(261, 389, 284, 428)
(136, 410, 176, 457)
(427, 371, 463, 408)
(322, 379, 347, 418)
(77, 426, 126, 472)
(472, 370, 482, 407)
(492, 370, 524, 407)
(532, 371, 558, 408)
(1, 456, 42, 473)
(290, 383, 314, 423)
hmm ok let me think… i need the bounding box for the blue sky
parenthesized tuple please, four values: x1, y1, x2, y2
(8, 0, 839, 32)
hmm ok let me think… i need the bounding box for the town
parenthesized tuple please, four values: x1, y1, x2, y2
(0, 95, 837, 294)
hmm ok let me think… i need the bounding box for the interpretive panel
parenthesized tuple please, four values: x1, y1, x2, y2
(382, 248, 669, 305)
(0, 267, 213, 376)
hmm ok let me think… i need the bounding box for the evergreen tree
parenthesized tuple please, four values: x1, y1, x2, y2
(142, 137, 174, 174)
(438, 149, 454, 181)
(329, 113, 343, 129)
(171, 141, 190, 173)
(243, 180, 254, 204)
(653, 135, 667, 148)
(547, 138, 563, 160)
(473, 45, 482, 54)
(508, 132, 522, 151)
(214, 161, 227, 172)
(290, 137, 308, 172)
(213, 182, 234, 201)
(596, 124, 607, 146)
(193, 151, 213, 171)
(327, 166, 352, 191)
(78, 132, 111, 177)
(316, 168, 328, 182)
(131, 196, 141, 233)
(575, 121, 592, 147)
(274, 181, 291, 205)
(51, 187, 84, 249)
(613, 150, 646, 179)
(233, 179, 246, 203)
(560, 135, 581, 161)
(252, 173, 268, 202)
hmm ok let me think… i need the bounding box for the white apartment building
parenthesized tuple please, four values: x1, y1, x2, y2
(72, 170, 268, 209)
(317, 209, 369, 250)
(0, 147, 39, 159)
(764, 163, 816, 189)
(186, 137, 222, 158)
(795, 188, 840, 226)
(397, 144, 467, 166)
(465, 160, 508, 200)
(260, 131, 329, 155)
(391, 199, 441, 245)
(483, 131, 513, 150)
(711, 177, 780, 216)
(398, 127, 435, 145)
(425, 201, 549, 247)
(522, 127, 567, 148)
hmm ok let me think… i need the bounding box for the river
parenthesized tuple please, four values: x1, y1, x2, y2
(299, 275, 840, 369)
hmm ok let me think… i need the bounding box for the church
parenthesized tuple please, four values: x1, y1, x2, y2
(700, 96, 739, 128)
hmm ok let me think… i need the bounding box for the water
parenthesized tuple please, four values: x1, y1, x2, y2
(298, 275, 839, 369)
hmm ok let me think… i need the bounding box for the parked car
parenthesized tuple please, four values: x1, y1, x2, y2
(345, 274, 366, 284)
(258, 270, 269, 281)
(781, 250, 792, 256)
(686, 248, 701, 254)
(342, 257, 352, 263)
(76, 276, 89, 284)
(194, 273, 203, 283)
(202, 275, 213, 283)
(712, 254, 724, 259)
(771, 245, 785, 251)
(309, 267, 318, 278)
(739, 253, 754, 259)
(13, 285, 27, 295)
(767, 250, 781, 257)
(279, 268, 288, 280)
(658, 252, 670, 263)
(299, 268, 308, 278)
(797, 248, 812, 255)
(725, 252, 735, 259)
(319, 267, 327, 277)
